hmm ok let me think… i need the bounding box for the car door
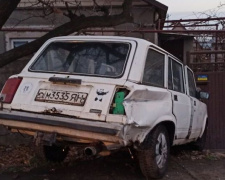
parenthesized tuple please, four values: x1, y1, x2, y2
(168, 58, 192, 139)
(185, 66, 205, 139)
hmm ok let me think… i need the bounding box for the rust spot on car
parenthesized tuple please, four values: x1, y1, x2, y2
(44, 107, 62, 114)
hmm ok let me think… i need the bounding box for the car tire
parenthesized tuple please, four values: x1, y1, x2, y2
(137, 125, 170, 179)
(195, 123, 208, 151)
(43, 144, 69, 162)
(35, 144, 69, 163)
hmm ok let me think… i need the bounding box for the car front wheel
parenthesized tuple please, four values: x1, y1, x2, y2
(138, 125, 170, 179)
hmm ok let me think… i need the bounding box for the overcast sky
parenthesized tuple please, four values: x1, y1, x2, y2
(158, 0, 225, 19)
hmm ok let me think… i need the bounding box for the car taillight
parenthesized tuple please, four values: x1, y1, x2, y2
(1, 77, 22, 103)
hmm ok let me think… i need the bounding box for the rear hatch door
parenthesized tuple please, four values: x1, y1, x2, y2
(9, 38, 137, 122)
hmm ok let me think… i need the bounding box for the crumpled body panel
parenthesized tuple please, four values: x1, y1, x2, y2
(120, 82, 176, 145)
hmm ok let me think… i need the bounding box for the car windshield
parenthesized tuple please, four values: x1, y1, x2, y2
(30, 41, 130, 77)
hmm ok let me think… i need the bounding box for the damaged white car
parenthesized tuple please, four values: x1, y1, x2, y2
(0, 36, 209, 179)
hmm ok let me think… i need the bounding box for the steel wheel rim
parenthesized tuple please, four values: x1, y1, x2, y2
(155, 133, 168, 168)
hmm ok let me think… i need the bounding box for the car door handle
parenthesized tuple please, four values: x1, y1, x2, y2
(174, 95, 178, 101)
(194, 101, 196, 106)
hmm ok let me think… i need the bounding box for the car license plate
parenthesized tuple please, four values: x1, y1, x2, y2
(35, 89, 88, 106)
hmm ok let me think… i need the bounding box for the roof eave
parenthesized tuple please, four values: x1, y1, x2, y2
(142, 0, 168, 29)
(142, 0, 168, 12)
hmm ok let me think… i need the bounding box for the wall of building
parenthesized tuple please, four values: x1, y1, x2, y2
(183, 37, 194, 64)
(159, 34, 194, 63)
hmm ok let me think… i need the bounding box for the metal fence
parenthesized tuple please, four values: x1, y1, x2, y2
(188, 50, 225, 72)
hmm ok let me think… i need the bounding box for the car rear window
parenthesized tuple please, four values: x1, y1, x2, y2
(30, 41, 130, 77)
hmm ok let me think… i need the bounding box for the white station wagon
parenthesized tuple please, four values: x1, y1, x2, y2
(0, 36, 208, 179)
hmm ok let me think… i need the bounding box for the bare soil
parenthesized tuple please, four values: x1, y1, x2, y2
(0, 145, 225, 180)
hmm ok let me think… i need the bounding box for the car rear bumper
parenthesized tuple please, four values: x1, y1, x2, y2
(0, 110, 125, 149)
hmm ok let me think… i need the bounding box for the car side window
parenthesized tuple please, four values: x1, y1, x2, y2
(142, 49, 165, 87)
(171, 60, 185, 93)
(187, 69, 196, 97)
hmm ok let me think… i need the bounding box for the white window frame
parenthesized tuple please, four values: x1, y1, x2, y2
(5, 31, 46, 51)
(10, 38, 35, 49)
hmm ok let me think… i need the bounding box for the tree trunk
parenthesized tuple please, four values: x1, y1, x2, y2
(0, 0, 133, 68)
(0, 0, 21, 29)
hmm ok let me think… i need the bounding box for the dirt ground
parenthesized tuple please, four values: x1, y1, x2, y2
(0, 145, 225, 180)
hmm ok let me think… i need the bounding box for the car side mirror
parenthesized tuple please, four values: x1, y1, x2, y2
(196, 87, 209, 100)
(197, 91, 209, 100)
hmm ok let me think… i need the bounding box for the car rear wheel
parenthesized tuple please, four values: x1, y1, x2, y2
(138, 125, 170, 179)
(44, 144, 69, 162)
(35, 144, 69, 163)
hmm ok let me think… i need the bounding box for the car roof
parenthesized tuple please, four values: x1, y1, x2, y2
(51, 35, 150, 43)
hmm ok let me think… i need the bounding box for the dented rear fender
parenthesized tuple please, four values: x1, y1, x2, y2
(119, 83, 176, 145)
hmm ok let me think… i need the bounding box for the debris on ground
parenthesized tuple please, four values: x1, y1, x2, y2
(0, 145, 35, 173)
(173, 149, 225, 161)
(0, 144, 225, 174)
(0, 144, 90, 173)
(0, 145, 225, 180)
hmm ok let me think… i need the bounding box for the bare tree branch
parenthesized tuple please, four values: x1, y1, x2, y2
(0, 0, 21, 30)
(38, 0, 63, 16)
(64, 1, 79, 20)
(93, 0, 109, 16)
(0, 0, 133, 68)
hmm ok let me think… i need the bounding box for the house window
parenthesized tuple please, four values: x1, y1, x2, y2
(11, 39, 34, 49)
